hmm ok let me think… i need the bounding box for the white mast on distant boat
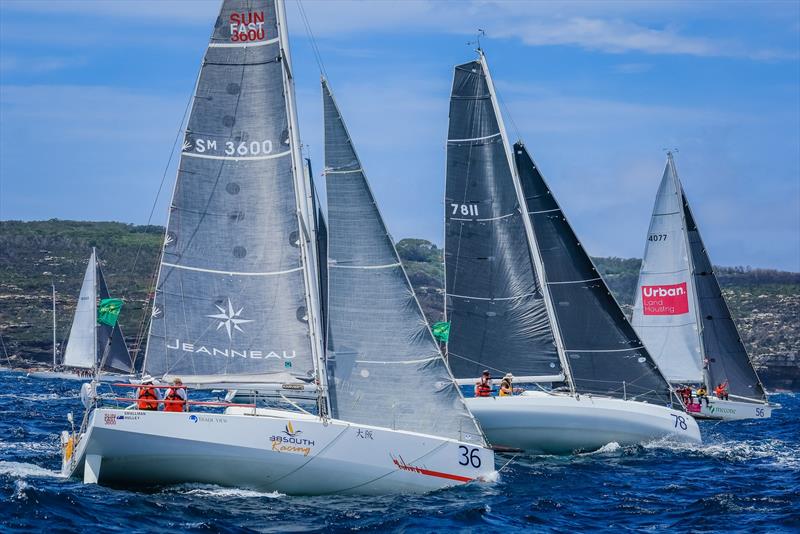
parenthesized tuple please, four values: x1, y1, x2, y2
(52, 283, 57, 368)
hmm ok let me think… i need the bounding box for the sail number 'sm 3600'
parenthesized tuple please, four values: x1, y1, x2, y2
(193, 139, 274, 157)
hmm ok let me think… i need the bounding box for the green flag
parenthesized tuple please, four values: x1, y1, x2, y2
(97, 298, 124, 327)
(432, 321, 450, 343)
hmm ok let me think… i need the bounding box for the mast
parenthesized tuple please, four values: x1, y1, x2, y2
(276, 0, 330, 416)
(91, 248, 98, 374)
(479, 50, 575, 393)
(669, 153, 710, 388)
(52, 283, 57, 368)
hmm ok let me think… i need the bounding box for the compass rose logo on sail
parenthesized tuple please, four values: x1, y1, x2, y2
(207, 298, 253, 340)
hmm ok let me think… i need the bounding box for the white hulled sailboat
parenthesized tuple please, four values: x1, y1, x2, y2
(632, 153, 779, 420)
(444, 51, 701, 454)
(28, 249, 135, 382)
(61, 0, 494, 494)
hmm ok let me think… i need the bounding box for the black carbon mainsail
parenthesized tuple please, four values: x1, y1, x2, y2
(681, 185, 767, 402)
(444, 58, 561, 381)
(515, 143, 673, 405)
(143, 0, 323, 386)
(324, 80, 484, 443)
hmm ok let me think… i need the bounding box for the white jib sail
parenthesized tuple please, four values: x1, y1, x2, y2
(632, 156, 703, 383)
(63, 251, 97, 369)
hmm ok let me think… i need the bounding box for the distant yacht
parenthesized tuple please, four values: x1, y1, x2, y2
(28, 248, 135, 382)
(632, 152, 779, 420)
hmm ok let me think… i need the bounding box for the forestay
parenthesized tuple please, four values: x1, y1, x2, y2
(631, 155, 704, 383)
(63, 251, 97, 369)
(681, 185, 766, 402)
(144, 0, 317, 384)
(515, 143, 673, 406)
(323, 80, 484, 444)
(444, 59, 560, 381)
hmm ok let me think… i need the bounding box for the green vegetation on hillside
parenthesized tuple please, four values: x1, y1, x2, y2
(1, 221, 797, 389)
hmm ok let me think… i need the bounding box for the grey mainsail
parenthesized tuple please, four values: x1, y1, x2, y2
(143, 0, 320, 385)
(681, 184, 767, 402)
(96, 261, 134, 374)
(515, 142, 673, 405)
(444, 59, 560, 381)
(324, 79, 484, 444)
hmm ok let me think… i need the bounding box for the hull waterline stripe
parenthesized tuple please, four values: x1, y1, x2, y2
(392, 459, 473, 483)
(182, 149, 291, 161)
(161, 262, 302, 276)
(447, 132, 501, 143)
(208, 37, 279, 48)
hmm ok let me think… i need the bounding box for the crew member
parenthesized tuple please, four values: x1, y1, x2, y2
(499, 373, 522, 397)
(136, 375, 160, 411)
(475, 370, 492, 397)
(715, 381, 729, 401)
(164, 378, 188, 412)
(696, 385, 709, 407)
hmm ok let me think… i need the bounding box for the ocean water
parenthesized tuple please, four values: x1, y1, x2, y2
(0, 372, 797, 533)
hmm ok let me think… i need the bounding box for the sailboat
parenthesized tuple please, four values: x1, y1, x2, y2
(631, 153, 779, 420)
(61, 0, 494, 495)
(28, 249, 135, 382)
(443, 51, 701, 454)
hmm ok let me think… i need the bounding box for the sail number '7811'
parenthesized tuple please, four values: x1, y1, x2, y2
(451, 204, 479, 217)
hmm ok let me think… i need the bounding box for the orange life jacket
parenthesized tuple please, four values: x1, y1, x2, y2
(476, 383, 491, 397)
(164, 387, 186, 412)
(137, 386, 158, 410)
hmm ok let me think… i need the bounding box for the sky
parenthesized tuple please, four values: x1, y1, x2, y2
(1, 0, 798, 271)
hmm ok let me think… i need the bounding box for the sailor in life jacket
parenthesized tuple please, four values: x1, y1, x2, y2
(164, 378, 188, 412)
(498, 373, 522, 397)
(474, 370, 493, 397)
(136, 375, 162, 411)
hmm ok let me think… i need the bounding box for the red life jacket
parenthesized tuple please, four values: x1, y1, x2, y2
(164, 387, 186, 412)
(137, 386, 158, 410)
(476, 383, 492, 397)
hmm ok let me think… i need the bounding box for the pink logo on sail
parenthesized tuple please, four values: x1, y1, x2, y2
(641, 282, 689, 315)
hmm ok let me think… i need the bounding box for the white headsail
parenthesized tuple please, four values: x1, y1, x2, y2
(63, 250, 97, 369)
(632, 154, 704, 383)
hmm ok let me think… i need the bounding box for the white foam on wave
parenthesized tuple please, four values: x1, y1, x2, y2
(0, 460, 63, 479)
(582, 442, 622, 455)
(176, 483, 284, 499)
(0, 392, 78, 401)
(643, 436, 799, 468)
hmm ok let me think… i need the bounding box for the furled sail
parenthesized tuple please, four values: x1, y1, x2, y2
(63, 250, 97, 369)
(631, 155, 704, 383)
(323, 80, 484, 444)
(681, 185, 766, 402)
(444, 58, 560, 381)
(96, 264, 134, 374)
(515, 143, 673, 405)
(144, 0, 318, 385)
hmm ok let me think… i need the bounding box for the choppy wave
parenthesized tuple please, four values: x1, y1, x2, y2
(0, 374, 797, 532)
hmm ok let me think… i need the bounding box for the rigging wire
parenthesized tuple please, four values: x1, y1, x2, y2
(297, 0, 329, 80)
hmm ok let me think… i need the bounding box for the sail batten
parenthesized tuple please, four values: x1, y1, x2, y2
(143, 0, 317, 385)
(324, 79, 484, 444)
